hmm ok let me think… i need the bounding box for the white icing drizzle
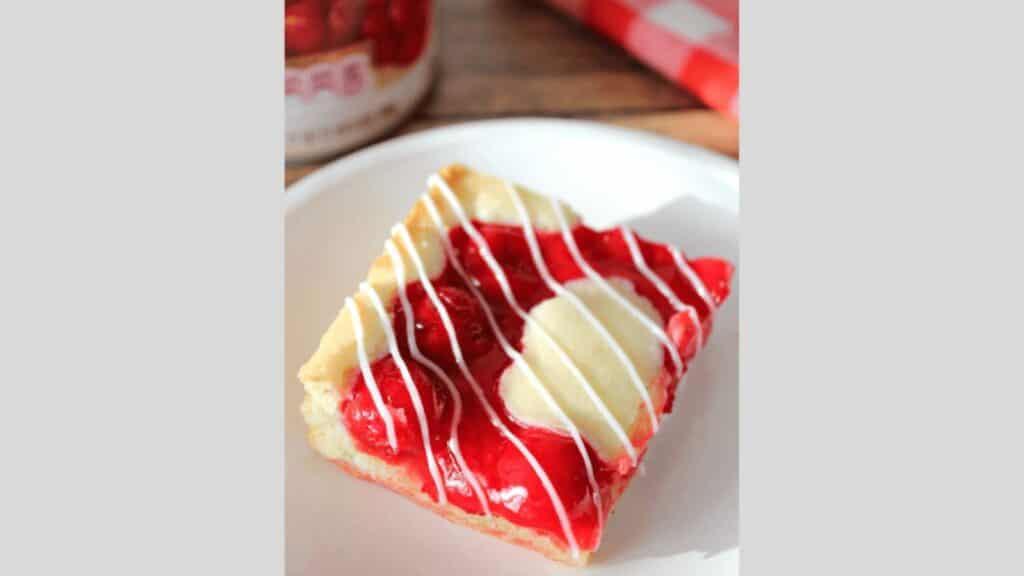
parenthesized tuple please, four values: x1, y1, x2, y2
(429, 177, 608, 537)
(430, 200, 610, 537)
(504, 182, 648, 460)
(418, 193, 582, 558)
(669, 245, 717, 314)
(619, 226, 705, 351)
(359, 280, 448, 506)
(548, 197, 685, 378)
(346, 296, 398, 452)
(386, 235, 492, 516)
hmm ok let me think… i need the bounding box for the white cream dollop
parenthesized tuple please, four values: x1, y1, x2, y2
(499, 277, 664, 463)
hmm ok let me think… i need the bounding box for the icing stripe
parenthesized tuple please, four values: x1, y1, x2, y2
(620, 226, 687, 312)
(359, 280, 448, 506)
(430, 177, 608, 540)
(386, 235, 492, 516)
(418, 194, 582, 558)
(669, 246, 717, 314)
(346, 296, 398, 452)
(505, 183, 649, 458)
(548, 197, 685, 378)
(619, 226, 705, 351)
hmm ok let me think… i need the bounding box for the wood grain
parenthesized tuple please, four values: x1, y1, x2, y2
(422, 73, 697, 116)
(286, 0, 738, 187)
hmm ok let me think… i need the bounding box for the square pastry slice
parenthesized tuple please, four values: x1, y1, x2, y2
(298, 165, 734, 565)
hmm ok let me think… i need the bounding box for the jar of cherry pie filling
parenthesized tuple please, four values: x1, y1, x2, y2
(285, 0, 438, 163)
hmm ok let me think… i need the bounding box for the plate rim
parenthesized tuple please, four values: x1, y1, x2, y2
(284, 116, 739, 573)
(285, 117, 739, 215)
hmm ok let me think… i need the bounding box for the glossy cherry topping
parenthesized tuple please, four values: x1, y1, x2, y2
(410, 285, 492, 367)
(340, 221, 732, 551)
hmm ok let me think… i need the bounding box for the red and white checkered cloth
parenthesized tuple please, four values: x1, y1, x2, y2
(546, 0, 738, 120)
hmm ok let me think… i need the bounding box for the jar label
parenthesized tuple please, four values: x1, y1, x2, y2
(286, 52, 372, 103)
(285, 1, 437, 163)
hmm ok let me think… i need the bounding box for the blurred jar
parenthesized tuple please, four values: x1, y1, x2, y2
(285, 0, 437, 163)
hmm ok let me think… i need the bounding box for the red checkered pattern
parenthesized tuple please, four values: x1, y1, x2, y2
(546, 0, 738, 120)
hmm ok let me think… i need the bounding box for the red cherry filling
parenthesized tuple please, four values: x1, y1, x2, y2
(596, 227, 636, 264)
(388, 0, 415, 30)
(409, 285, 492, 367)
(690, 257, 735, 306)
(360, 0, 429, 65)
(340, 356, 447, 456)
(391, 0, 429, 65)
(285, 0, 326, 57)
(286, 0, 430, 63)
(325, 0, 360, 48)
(360, 6, 393, 65)
(667, 310, 701, 362)
(494, 429, 600, 537)
(453, 226, 550, 309)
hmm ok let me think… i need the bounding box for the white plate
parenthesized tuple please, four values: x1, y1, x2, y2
(286, 119, 739, 576)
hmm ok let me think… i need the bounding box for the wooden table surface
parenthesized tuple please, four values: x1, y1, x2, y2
(285, 0, 739, 187)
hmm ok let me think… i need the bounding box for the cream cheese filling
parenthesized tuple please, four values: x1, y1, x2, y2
(498, 277, 664, 462)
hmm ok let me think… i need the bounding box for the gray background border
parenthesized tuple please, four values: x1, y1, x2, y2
(2, 0, 1022, 574)
(742, 0, 1022, 574)
(1, 1, 284, 574)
